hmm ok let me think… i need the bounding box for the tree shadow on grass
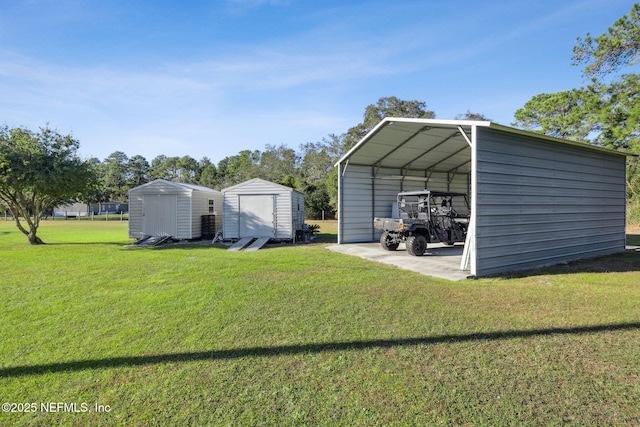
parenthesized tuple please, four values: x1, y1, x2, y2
(312, 233, 338, 244)
(2, 322, 639, 378)
(627, 233, 640, 246)
(43, 242, 132, 246)
(499, 248, 640, 279)
(144, 242, 231, 251)
(146, 241, 328, 251)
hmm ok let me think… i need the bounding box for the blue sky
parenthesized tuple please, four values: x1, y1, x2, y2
(0, 0, 634, 163)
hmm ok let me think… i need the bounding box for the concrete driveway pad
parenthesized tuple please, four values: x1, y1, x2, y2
(327, 242, 471, 281)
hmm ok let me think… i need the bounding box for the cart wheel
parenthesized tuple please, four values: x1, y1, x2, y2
(406, 235, 427, 256)
(380, 232, 399, 251)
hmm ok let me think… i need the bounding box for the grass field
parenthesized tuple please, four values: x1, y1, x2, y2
(1, 220, 639, 426)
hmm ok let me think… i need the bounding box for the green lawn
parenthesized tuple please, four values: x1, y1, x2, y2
(1, 220, 639, 426)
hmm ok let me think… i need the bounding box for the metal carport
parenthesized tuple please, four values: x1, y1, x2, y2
(335, 118, 628, 277)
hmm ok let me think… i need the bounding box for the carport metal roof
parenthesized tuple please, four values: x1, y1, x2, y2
(337, 118, 479, 176)
(336, 117, 623, 175)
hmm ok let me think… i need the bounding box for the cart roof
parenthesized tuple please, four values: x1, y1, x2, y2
(398, 190, 467, 197)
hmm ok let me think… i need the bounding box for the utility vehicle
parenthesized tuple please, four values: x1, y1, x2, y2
(373, 190, 470, 256)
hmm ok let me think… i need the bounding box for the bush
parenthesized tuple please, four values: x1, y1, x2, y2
(306, 224, 321, 234)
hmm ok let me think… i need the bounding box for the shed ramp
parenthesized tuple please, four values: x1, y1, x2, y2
(227, 237, 272, 251)
(244, 237, 270, 252)
(133, 235, 172, 247)
(227, 237, 255, 251)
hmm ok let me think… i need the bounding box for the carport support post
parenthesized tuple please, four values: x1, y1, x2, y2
(460, 124, 478, 275)
(337, 161, 344, 244)
(371, 166, 376, 242)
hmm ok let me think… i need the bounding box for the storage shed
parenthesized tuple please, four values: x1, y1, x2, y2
(222, 178, 305, 240)
(336, 118, 628, 277)
(128, 179, 222, 240)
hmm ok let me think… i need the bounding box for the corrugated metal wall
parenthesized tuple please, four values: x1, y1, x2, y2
(474, 127, 627, 276)
(339, 165, 373, 243)
(339, 165, 470, 243)
(222, 191, 240, 239)
(128, 192, 144, 239)
(175, 191, 192, 239)
(274, 189, 293, 239)
(144, 194, 178, 237)
(223, 179, 303, 240)
(292, 191, 305, 233)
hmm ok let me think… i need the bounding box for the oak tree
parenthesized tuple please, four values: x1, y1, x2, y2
(0, 125, 95, 244)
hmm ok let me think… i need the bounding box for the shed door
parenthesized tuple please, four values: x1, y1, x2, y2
(239, 195, 275, 238)
(143, 194, 178, 236)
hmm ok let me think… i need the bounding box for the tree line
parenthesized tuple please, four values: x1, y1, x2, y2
(2, 4, 640, 244)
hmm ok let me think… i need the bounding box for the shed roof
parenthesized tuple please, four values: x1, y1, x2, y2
(222, 178, 304, 194)
(337, 118, 628, 173)
(130, 179, 220, 193)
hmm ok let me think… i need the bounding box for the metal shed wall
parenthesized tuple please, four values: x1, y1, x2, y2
(222, 178, 304, 240)
(291, 190, 305, 234)
(128, 193, 144, 238)
(128, 180, 222, 240)
(474, 127, 627, 276)
(338, 165, 470, 243)
(190, 186, 223, 238)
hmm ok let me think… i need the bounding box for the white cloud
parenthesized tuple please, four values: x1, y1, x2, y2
(0, 47, 359, 161)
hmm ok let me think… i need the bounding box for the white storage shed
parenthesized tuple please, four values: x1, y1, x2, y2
(222, 178, 305, 240)
(128, 179, 222, 240)
(336, 118, 629, 277)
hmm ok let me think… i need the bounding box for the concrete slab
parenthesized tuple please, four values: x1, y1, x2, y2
(327, 242, 472, 281)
